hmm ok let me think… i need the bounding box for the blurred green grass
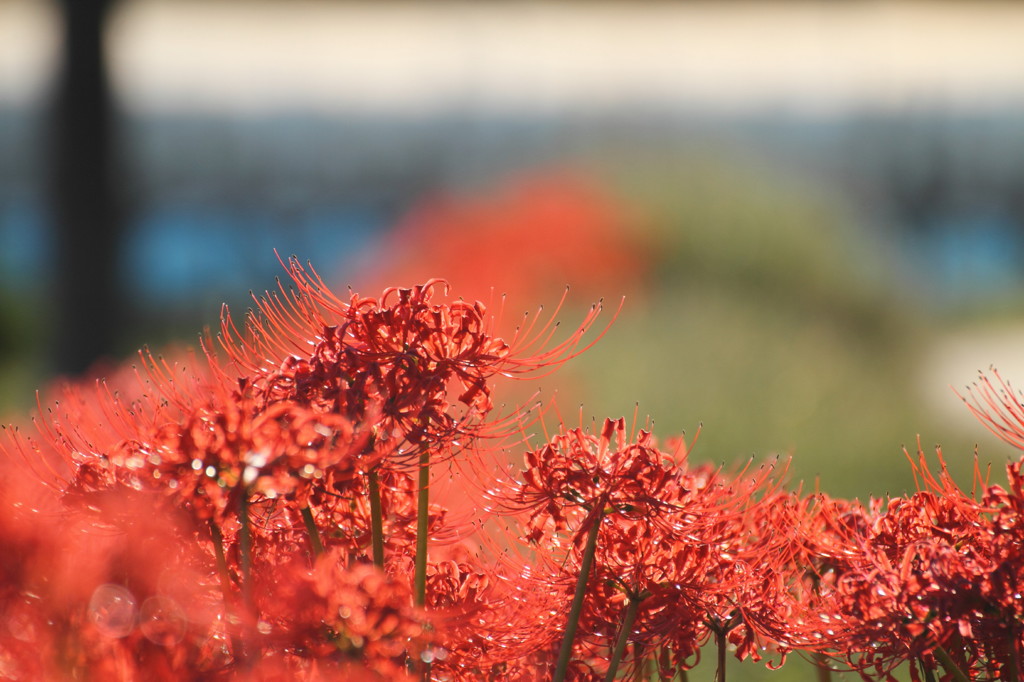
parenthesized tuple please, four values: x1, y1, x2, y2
(0, 288, 47, 416)
(556, 154, 985, 502)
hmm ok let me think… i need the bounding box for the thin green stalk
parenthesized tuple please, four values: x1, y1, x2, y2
(209, 521, 233, 606)
(412, 451, 434, 680)
(368, 468, 386, 568)
(932, 644, 970, 682)
(1005, 632, 1020, 682)
(645, 651, 657, 681)
(714, 627, 726, 682)
(813, 652, 833, 682)
(553, 510, 603, 682)
(919, 657, 938, 682)
(209, 520, 246, 663)
(239, 493, 253, 617)
(604, 594, 642, 682)
(300, 505, 324, 558)
(414, 449, 430, 606)
(237, 492, 258, 667)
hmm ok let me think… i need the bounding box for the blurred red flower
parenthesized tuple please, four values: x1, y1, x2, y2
(357, 172, 648, 305)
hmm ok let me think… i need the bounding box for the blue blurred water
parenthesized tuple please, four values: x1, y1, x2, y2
(121, 203, 387, 303)
(910, 212, 1024, 303)
(0, 200, 50, 288)
(0, 199, 387, 308)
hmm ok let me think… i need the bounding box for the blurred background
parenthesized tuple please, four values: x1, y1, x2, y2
(5, 1, 1024, 678)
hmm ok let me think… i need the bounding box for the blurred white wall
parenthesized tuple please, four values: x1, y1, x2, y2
(4, 0, 1024, 114)
(0, 0, 58, 107)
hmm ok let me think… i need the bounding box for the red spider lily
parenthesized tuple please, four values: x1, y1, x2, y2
(137, 393, 365, 521)
(217, 260, 614, 605)
(494, 417, 799, 679)
(960, 372, 1024, 671)
(506, 418, 681, 546)
(788, 446, 1006, 681)
(645, 464, 810, 679)
(973, 471, 1024, 681)
(772, 491, 874, 668)
(219, 258, 611, 459)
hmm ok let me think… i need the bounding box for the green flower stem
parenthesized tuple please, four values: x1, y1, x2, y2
(714, 627, 726, 682)
(300, 505, 324, 558)
(412, 450, 434, 680)
(368, 468, 386, 568)
(932, 644, 969, 682)
(813, 652, 832, 682)
(645, 651, 657, 680)
(919, 657, 938, 682)
(209, 520, 246, 663)
(604, 593, 642, 682)
(414, 449, 430, 606)
(1006, 633, 1021, 682)
(238, 491, 260, 667)
(553, 509, 604, 682)
(208, 520, 233, 603)
(239, 493, 253, 617)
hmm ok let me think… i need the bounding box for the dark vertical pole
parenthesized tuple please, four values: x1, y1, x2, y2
(49, 0, 123, 375)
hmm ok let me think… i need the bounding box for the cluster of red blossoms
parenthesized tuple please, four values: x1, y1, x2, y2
(2, 261, 1024, 681)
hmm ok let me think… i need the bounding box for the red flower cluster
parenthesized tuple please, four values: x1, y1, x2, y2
(2, 263, 1024, 681)
(0, 259, 609, 680)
